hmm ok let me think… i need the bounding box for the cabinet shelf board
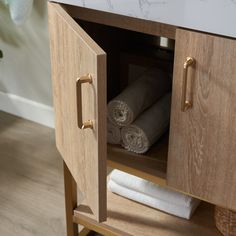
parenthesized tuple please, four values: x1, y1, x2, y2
(74, 190, 221, 236)
(107, 135, 168, 187)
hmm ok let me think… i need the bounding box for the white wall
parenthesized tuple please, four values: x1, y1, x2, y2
(0, 0, 54, 127)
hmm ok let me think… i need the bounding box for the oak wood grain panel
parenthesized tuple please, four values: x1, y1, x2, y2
(63, 5, 176, 39)
(74, 190, 221, 236)
(167, 29, 236, 210)
(48, 2, 107, 222)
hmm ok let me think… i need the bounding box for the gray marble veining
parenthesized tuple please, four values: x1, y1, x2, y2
(50, 0, 236, 38)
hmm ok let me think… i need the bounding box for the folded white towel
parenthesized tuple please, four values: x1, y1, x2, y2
(108, 68, 171, 127)
(121, 93, 171, 154)
(7, 0, 33, 25)
(107, 120, 121, 145)
(110, 169, 195, 207)
(108, 179, 200, 219)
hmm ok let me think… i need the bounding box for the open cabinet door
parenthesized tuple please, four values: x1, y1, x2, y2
(48, 3, 107, 222)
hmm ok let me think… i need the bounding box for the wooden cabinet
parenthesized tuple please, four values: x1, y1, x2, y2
(48, 2, 236, 235)
(167, 29, 236, 210)
(48, 3, 107, 222)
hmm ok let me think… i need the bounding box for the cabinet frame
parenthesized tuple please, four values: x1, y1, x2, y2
(48, 2, 236, 236)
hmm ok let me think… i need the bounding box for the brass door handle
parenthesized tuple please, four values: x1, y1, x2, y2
(181, 57, 195, 112)
(76, 74, 93, 129)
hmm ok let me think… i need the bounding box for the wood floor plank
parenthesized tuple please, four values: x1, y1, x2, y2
(0, 111, 66, 236)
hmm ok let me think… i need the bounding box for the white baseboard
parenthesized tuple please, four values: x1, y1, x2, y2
(0, 91, 55, 128)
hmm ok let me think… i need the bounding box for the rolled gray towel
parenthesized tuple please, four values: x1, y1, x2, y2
(107, 120, 121, 145)
(107, 68, 171, 127)
(121, 93, 171, 154)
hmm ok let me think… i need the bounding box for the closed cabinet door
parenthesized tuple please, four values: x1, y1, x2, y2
(48, 3, 107, 222)
(168, 29, 236, 210)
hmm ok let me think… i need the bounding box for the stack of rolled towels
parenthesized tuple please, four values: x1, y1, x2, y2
(107, 67, 172, 153)
(108, 169, 201, 219)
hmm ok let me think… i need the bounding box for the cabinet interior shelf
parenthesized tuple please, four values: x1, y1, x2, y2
(107, 135, 169, 187)
(74, 190, 221, 236)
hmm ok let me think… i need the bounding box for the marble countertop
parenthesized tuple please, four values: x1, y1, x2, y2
(50, 0, 236, 38)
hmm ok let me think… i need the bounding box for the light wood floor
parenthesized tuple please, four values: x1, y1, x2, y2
(0, 111, 66, 236)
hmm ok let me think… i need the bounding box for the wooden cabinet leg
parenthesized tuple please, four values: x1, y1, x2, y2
(63, 161, 79, 236)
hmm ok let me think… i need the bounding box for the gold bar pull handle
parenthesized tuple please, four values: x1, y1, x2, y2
(76, 74, 93, 129)
(181, 57, 195, 112)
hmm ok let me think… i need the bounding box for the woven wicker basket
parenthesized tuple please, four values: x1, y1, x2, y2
(215, 206, 236, 236)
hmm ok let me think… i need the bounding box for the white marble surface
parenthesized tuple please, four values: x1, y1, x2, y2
(50, 0, 236, 38)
